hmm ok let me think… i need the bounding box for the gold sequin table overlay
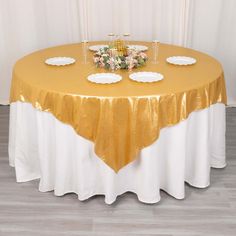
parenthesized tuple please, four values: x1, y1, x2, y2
(10, 42, 227, 172)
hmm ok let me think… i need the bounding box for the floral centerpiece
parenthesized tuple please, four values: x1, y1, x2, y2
(93, 44, 148, 71)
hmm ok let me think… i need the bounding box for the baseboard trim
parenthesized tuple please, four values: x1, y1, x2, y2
(0, 100, 10, 105)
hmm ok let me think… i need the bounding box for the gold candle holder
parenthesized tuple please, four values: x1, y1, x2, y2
(114, 36, 127, 56)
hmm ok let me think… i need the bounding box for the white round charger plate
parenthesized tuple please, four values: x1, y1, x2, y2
(87, 73, 122, 84)
(128, 45, 148, 51)
(166, 56, 196, 65)
(129, 72, 164, 83)
(89, 45, 109, 52)
(45, 57, 76, 66)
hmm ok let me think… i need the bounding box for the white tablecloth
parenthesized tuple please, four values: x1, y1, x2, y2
(9, 102, 226, 204)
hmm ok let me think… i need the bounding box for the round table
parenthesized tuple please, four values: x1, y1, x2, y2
(9, 42, 227, 204)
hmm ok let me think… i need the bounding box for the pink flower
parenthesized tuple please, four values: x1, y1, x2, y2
(107, 59, 113, 65)
(140, 52, 147, 59)
(94, 57, 100, 63)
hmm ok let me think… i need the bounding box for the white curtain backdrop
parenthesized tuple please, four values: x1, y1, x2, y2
(0, 0, 81, 104)
(186, 0, 236, 106)
(0, 0, 235, 105)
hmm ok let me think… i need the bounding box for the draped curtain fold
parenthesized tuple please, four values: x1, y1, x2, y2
(0, 0, 235, 105)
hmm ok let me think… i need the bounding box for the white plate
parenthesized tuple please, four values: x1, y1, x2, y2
(166, 56, 196, 65)
(129, 72, 164, 83)
(89, 45, 108, 52)
(87, 73, 122, 84)
(45, 57, 75, 66)
(128, 45, 148, 51)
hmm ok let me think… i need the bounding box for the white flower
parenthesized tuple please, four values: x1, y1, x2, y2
(102, 53, 109, 57)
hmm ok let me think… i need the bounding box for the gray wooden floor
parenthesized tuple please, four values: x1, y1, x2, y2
(0, 105, 235, 236)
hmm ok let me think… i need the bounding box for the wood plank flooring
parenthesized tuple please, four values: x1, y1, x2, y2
(0, 105, 236, 236)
